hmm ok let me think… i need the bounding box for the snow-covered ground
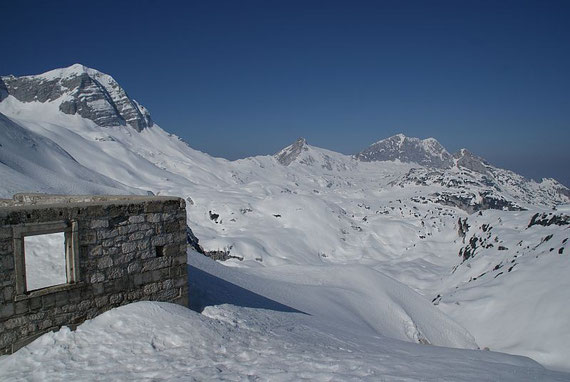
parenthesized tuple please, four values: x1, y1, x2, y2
(436, 206, 570, 370)
(1, 252, 568, 381)
(1, 65, 569, 377)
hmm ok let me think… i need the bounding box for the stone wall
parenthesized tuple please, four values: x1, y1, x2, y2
(0, 194, 188, 354)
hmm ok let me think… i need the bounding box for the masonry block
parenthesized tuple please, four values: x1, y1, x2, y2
(0, 194, 189, 354)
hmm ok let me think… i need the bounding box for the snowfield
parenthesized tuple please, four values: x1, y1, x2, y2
(1, 252, 568, 381)
(1, 65, 569, 378)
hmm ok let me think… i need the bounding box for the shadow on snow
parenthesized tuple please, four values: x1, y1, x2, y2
(188, 265, 308, 315)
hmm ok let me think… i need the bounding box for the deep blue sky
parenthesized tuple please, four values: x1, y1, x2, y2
(2, 0, 569, 185)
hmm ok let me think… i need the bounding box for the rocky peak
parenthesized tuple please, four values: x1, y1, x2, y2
(275, 137, 309, 166)
(453, 149, 491, 175)
(355, 134, 454, 168)
(0, 64, 152, 131)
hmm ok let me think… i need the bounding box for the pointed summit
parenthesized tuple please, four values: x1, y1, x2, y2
(275, 137, 309, 166)
(355, 134, 454, 168)
(36, 63, 92, 79)
(0, 64, 153, 131)
(453, 149, 491, 175)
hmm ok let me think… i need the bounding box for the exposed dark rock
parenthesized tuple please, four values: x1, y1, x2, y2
(203, 245, 243, 261)
(528, 212, 570, 228)
(186, 226, 204, 254)
(187, 225, 244, 261)
(457, 217, 469, 240)
(275, 137, 308, 166)
(430, 191, 524, 214)
(459, 235, 479, 262)
(208, 211, 220, 223)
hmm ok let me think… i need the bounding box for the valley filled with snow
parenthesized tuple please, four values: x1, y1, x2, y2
(0, 65, 569, 380)
(1, 252, 568, 381)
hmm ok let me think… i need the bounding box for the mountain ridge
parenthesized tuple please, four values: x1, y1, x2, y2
(273, 135, 569, 208)
(0, 64, 152, 131)
(1, 65, 570, 370)
(355, 133, 455, 168)
(1, 64, 568, 209)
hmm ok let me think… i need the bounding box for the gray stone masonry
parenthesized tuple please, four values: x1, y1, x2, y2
(0, 194, 188, 354)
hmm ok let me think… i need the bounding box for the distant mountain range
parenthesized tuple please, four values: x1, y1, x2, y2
(275, 134, 568, 211)
(1, 64, 568, 210)
(1, 64, 570, 370)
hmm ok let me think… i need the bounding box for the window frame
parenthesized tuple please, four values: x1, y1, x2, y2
(13, 221, 80, 298)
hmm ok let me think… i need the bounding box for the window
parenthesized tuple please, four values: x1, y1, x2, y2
(24, 232, 67, 291)
(13, 221, 79, 296)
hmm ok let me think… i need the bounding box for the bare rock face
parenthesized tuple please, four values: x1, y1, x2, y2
(453, 149, 490, 175)
(0, 79, 8, 101)
(275, 137, 308, 166)
(1, 64, 152, 132)
(355, 134, 454, 169)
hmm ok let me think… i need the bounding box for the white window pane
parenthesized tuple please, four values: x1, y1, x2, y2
(25, 232, 67, 291)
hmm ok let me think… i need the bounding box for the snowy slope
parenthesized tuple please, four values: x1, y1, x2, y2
(0, 112, 143, 197)
(189, 251, 478, 349)
(1, 253, 568, 381)
(436, 207, 570, 369)
(1, 64, 569, 373)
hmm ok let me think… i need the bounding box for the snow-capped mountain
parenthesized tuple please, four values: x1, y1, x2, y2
(1, 64, 569, 375)
(356, 133, 454, 168)
(276, 134, 569, 211)
(355, 134, 568, 210)
(1, 64, 152, 131)
(275, 137, 358, 171)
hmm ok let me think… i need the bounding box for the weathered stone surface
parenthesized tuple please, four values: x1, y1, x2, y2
(0, 194, 188, 354)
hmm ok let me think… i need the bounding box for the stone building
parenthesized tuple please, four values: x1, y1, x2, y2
(0, 194, 188, 354)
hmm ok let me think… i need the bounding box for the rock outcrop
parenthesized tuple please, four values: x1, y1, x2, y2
(1, 64, 152, 131)
(453, 149, 490, 175)
(275, 137, 308, 166)
(355, 134, 454, 168)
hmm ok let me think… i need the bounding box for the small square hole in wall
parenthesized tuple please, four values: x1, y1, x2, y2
(24, 232, 67, 291)
(155, 245, 165, 257)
